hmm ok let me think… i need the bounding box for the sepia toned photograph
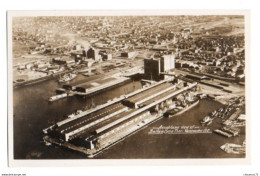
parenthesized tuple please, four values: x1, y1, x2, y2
(7, 10, 249, 165)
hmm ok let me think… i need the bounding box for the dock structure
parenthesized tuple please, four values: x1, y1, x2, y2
(74, 76, 130, 96)
(44, 78, 197, 157)
(53, 77, 174, 128)
(51, 72, 133, 102)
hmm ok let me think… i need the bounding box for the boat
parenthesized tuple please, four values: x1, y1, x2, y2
(166, 98, 200, 118)
(217, 108, 224, 118)
(214, 129, 233, 138)
(44, 141, 52, 146)
(68, 110, 83, 118)
(43, 137, 52, 146)
(201, 108, 220, 126)
(221, 126, 240, 136)
(199, 93, 207, 99)
(220, 143, 245, 154)
(48, 93, 68, 102)
(58, 73, 77, 83)
(200, 115, 213, 126)
(218, 108, 224, 113)
(210, 110, 218, 117)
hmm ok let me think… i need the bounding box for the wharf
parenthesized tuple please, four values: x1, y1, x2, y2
(44, 78, 197, 157)
(54, 78, 173, 128)
(57, 81, 179, 141)
(74, 77, 131, 96)
(44, 112, 165, 158)
(14, 69, 74, 88)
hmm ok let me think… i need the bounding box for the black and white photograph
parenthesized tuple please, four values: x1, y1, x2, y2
(7, 10, 250, 166)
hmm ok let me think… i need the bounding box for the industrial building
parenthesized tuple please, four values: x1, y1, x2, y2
(75, 77, 116, 93)
(144, 54, 175, 81)
(144, 58, 162, 81)
(160, 54, 175, 72)
(87, 47, 101, 61)
(56, 75, 130, 97)
(71, 50, 86, 62)
(99, 50, 112, 61)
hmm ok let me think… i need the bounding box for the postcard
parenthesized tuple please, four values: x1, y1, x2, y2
(7, 10, 250, 166)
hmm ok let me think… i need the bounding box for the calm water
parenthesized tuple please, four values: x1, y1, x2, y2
(13, 75, 245, 159)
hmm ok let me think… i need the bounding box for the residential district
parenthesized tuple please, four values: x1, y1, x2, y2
(13, 16, 246, 157)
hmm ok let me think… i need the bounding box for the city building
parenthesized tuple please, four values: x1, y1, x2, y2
(144, 54, 175, 81)
(144, 58, 162, 81)
(87, 47, 101, 61)
(71, 50, 86, 62)
(160, 54, 175, 73)
(121, 51, 136, 59)
(99, 50, 112, 61)
(52, 58, 75, 65)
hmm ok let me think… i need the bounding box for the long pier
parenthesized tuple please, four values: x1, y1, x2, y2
(44, 77, 197, 157)
(54, 77, 173, 127)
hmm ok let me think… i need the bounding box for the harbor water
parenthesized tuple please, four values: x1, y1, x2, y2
(13, 75, 245, 159)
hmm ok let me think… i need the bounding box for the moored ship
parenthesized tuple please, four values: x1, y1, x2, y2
(220, 141, 245, 154)
(58, 73, 77, 83)
(201, 109, 219, 126)
(165, 99, 200, 118)
(165, 91, 200, 118)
